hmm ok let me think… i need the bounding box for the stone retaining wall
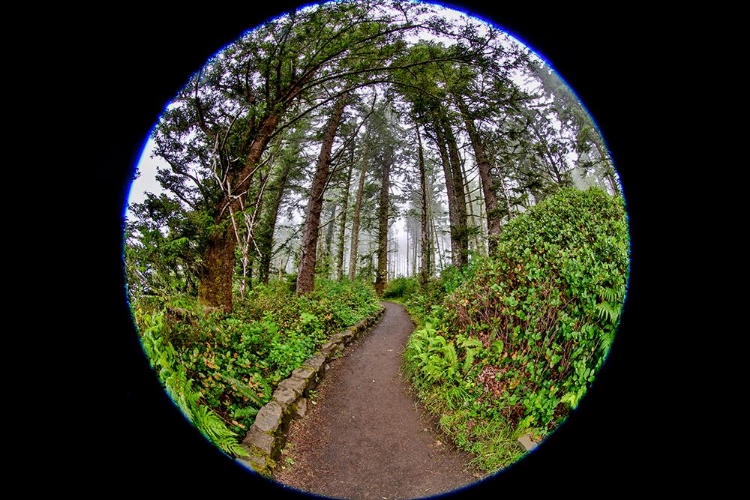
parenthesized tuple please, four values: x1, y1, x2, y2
(236, 306, 385, 476)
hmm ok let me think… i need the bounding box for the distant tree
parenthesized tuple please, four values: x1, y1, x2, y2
(415, 121, 431, 286)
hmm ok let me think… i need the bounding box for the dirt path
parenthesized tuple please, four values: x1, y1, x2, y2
(271, 301, 487, 499)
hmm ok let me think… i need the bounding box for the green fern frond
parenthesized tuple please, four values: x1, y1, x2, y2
(223, 375, 264, 408)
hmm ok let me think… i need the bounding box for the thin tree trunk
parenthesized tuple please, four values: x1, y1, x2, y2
(322, 203, 337, 278)
(431, 215, 444, 272)
(349, 150, 368, 281)
(417, 124, 430, 287)
(406, 222, 411, 274)
(442, 113, 469, 267)
(375, 153, 391, 295)
(336, 156, 354, 280)
(431, 117, 459, 267)
(258, 165, 292, 284)
(463, 164, 479, 256)
(457, 101, 501, 256)
(296, 90, 349, 295)
(410, 219, 422, 276)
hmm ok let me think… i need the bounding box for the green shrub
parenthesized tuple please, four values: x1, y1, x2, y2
(135, 307, 249, 458)
(132, 277, 381, 441)
(404, 186, 629, 472)
(382, 276, 419, 300)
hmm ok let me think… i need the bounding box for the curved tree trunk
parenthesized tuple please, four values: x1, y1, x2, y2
(296, 90, 350, 295)
(457, 101, 501, 256)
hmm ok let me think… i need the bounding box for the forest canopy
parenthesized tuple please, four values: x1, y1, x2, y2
(125, 0, 622, 314)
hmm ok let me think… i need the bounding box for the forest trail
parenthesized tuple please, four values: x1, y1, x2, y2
(271, 301, 488, 499)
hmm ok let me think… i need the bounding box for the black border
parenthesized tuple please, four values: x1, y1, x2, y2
(47, 1, 671, 496)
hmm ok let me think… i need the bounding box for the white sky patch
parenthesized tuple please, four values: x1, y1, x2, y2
(128, 135, 163, 209)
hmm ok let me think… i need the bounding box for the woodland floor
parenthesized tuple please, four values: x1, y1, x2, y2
(270, 301, 490, 500)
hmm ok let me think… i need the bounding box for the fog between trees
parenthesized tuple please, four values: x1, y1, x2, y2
(125, 0, 621, 312)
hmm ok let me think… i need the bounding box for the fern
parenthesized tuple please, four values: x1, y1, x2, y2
(136, 308, 249, 458)
(595, 284, 625, 324)
(406, 325, 460, 385)
(223, 375, 264, 408)
(459, 336, 483, 373)
(192, 404, 251, 458)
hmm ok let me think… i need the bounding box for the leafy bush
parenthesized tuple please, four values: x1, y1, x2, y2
(135, 307, 250, 458)
(131, 278, 381, 447)
(404, 186, 629, 472)
(381, 276, 419, 299)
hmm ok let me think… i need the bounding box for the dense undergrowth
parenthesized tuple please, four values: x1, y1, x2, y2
(130, 278, 381, 457)
(385, 186, 630, 473)
(128, 186, 628, 473)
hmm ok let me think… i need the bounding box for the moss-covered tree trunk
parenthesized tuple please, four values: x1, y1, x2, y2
(198, 224, 237, 313)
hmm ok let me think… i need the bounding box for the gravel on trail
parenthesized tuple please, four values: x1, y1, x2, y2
(270, 301, 490, 500)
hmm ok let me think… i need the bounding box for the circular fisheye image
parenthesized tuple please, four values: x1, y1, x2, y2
(123, 1, 630, 498)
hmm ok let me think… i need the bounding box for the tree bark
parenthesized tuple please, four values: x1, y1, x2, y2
(375, 152, 391, 295)
(431, 117, 459, 267)
(442, 114, 469, 267)
(431, 109, 468, 268)
(257, 166, 292, 285)
(197, 114, 280, 312)
(322, 202, 337, 278)
(348, 148, 368, 281)
(457, 102, 501, 255)
(336, 156, 354, 280)
(198, 225, 237, 313)
(296, 90, 349, 295)
(416, 124, 431, 287)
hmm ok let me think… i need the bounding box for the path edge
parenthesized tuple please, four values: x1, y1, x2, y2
(234, 305, 386, 477)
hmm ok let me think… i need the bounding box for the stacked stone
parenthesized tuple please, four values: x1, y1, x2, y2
(237, 307, 385, 476)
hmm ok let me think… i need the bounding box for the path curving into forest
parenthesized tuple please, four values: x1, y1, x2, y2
(271, 301, 488, 499)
